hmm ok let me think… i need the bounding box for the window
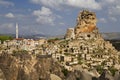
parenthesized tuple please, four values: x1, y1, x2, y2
(87, 34, 91, 38)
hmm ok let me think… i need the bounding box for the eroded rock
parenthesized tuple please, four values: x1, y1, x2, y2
(0, 53, 65, 80)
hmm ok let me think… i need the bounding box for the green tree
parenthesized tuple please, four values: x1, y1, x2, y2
(62, 68, 69, 76)
(0, 35, 13, 43)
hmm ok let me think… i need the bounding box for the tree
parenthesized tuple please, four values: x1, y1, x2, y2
(0, 35, 13, 43)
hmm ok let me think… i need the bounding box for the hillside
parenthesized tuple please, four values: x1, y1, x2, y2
(0, 10, 120, 80)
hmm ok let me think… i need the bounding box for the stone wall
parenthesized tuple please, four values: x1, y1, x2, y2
(65, 28, 75, 40)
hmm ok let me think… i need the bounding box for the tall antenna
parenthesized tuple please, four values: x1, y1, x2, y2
(16, 23, 18, 39)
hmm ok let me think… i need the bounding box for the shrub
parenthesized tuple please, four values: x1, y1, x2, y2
(62, 68, 69, 76)
(0, 35, 13, 43)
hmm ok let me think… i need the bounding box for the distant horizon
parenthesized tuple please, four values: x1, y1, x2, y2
(0, 32, 120, 36)
(1, 31, 120, 36)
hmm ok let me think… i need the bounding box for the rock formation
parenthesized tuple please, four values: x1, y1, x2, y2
(114, 71, 120, 80)
(65, 10, 99, 40)
(64, 10, 120, 76)
(0, 69, 6, 80)
(75, 10, 97, 38)
(0, 52, 65, 80)
(98, 70, 114, 80)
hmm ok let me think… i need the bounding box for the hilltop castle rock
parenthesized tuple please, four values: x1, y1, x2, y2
(75, 10, 96, 34)
(65, 10, 98, 39)
(64, 10, 120, 72)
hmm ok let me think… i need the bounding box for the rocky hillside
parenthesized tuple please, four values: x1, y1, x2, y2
(0, 52, 120, 80)
(64, 10, 120, 71)
(0, 10, 120, 80)
(0, 52, 65, 80)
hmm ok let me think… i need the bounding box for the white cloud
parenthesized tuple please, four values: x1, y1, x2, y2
(0, 23, 15, 34)
(97, 0, 120, 21)
(105, 0, 120, 16)
(109, 5, 120, 16)
(104, 0, 115, 3)
(31, 0, 62, 9)
(99, 18, 107, 23)
(30, 0, 120, 16)
(33, 7, 52, 16)
(66, 0, 101, 10)
(33, 6, 56, 25)
(100, 0, 115, 5)
(0, 23, 14, 29)
(0, 0, 14, 7)
(109, 17, 117, 22)
(59, 22, 65, 25)
(30, 0, 101, 10)
(5, 13, 15, 18)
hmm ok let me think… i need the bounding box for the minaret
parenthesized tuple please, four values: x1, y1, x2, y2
(16, 23, 18, 39)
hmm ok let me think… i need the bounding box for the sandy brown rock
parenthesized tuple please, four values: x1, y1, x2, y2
(0, 52, 65, 80)
(75, 10, 97, 38)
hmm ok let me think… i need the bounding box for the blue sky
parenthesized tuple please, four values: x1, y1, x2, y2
(0, 0, 120, 36)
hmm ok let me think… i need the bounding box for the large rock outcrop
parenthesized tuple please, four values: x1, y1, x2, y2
(75, 10, 97, 38)
(63, 10, 120, 75)
(0, 52, 65, 80)
(65, 10, 99, 40)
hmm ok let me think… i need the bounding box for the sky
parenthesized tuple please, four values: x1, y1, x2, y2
(0, 0, 120, 36)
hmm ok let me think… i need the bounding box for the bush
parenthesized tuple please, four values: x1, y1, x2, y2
(47, 38, 60, 43)
(108, 67, 118, 76)
(62, 68, 69, 76)
(95, 65, 103, 74)
(0, 35, 13, 43)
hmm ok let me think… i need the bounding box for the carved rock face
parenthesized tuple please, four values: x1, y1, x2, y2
(75, 10, 97, 35)
(0, 53, 65, 80)
(75, 24, 96, 33)
(65, 10, 97, 40)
